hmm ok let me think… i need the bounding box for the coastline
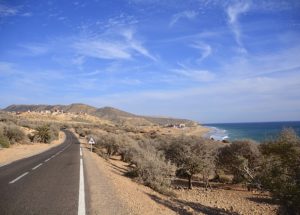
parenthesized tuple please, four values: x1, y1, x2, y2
(203, 121, 300, 142)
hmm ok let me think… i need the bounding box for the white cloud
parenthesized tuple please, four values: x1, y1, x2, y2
(73, 29, 156, 61)
(226, 1, 250, 53)
(21, 12, 32, 17)
(170, 10, 198, 27)
(190, 42, 212, 61)
(73, 39, 132, 60)
(18, 44, 49, 56)
(0, 4, 18, 17)
(72, 56, 86, 66)
(173, 64, 215, 82)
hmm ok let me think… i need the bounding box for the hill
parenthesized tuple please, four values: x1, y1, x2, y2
(3, 104, 197, 126)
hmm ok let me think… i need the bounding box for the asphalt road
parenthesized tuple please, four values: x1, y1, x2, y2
(0, 130, 83, 215)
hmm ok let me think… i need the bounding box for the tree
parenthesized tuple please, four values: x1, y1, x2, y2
(217, 139, 261, 184)
(258, 128, 300, 214)
(165, 136, 216, 189)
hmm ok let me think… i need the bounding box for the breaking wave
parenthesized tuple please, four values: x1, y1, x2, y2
(203, 126, 229, 141)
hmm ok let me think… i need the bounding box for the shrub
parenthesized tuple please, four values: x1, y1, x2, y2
(3, 124, 26, 144)
(128, 145, 176, 195)
(49, 124, 59, 141)
(0, 133, 10, 148)
(164, 135, 216, 189)
(34, 125, 51, 143)
(75, 126, 91, 138)
(258, 128, 300, 214)
(217, 139, 261, 183)
(33, 124, 60, 143)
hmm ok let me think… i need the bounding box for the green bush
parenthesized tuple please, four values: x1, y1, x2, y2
(258, 128, 300, 214)
(0, 133, 10, 148)
(34, 125, 51, 143)
(33, 124, 60, 143)
(128, 146, 175, 195)
(164, 136, 216, 189)
(3, 124, 26, 144)
(49, 124, 59, 141)
(217, 139, 261, 183)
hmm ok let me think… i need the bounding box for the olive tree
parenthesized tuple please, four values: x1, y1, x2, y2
(165, 136, 216, 189)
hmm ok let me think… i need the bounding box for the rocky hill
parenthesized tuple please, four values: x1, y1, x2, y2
(3, 104, 196, 126)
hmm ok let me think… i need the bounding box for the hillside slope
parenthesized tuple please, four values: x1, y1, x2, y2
(3, 104, 197, 126)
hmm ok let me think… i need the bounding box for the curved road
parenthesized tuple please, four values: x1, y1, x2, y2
(0, 130, 85, 215)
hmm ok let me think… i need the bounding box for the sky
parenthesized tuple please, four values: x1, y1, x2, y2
(0, 0, 300, 123)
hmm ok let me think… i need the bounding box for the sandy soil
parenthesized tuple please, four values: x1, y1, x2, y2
(0, 131, 66, 166)
(100, 157, 279, 215)
(141, 124, 210, 138)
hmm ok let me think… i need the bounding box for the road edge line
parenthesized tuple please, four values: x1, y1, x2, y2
(78, 147, 86, 215)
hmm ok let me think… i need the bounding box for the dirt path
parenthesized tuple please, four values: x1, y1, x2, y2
(0, 131, 66, 166)
(82, 145, 131, 215)
(80, 143, 176, 215)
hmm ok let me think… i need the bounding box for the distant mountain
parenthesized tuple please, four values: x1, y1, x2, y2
(3, 103, 96, 114)
(3, 104, 196, 126)
(94, 106, 136, 119)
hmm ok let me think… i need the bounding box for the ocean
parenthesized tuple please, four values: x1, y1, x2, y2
(203, 121, 300, 143)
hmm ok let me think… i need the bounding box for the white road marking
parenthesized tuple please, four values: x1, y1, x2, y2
(45, 158, 51, 162)
(32, 163, 43, 170)
(78, 154, 86, 215)
(9, 172, 29, 184)
(80, 148, 82, 157)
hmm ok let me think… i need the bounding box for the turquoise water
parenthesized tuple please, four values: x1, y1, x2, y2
(203, 121, 300, 142)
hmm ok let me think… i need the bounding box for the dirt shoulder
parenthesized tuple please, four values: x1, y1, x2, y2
(0, 131, 66, 166)
(76, 135, 176, 215)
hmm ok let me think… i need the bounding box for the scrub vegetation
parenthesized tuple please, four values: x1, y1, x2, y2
(84, 125, 300, 214)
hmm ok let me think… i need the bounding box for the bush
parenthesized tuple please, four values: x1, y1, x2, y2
(128, 145, 175, 195)
(0, 133, 10, 148)
(33, 124, 60, 143)
(3, 124, 26, 144)
(258, 128, 300, 214)
(49, 124, 59, 141)
(217, 139, 261, 183)
(164, 135, 216, 189)
(34, 125, 51, 143)
(75, 126, 91, 138)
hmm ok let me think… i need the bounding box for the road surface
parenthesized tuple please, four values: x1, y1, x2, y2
(0, 130, 85, 215)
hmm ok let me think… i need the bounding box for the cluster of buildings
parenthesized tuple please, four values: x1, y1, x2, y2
(165, 123, 186, 129)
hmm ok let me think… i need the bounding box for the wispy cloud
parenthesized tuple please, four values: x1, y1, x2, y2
(173, 63, 215, 82)
(0, 3, 19, 17)
(170, 10, 198, 27)
(174, 68, 215, 82)
(73, 38, 132, 60)
(190, 42, 212, 62)
(18, 44, 49, 56)
(73, 28, 156, 61)
(226, 1, 250, 53)
(0, 61, 16, 75)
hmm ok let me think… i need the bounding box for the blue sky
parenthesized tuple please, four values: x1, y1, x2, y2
(0, 0, 299, 123)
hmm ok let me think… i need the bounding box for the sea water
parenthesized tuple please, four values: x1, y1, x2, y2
(203, 121, 300, 142)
